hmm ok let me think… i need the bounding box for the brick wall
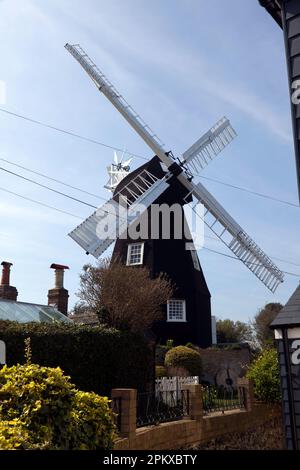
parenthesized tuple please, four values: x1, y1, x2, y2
(114, 403, 280, 451)
(113, 380, 280, 451)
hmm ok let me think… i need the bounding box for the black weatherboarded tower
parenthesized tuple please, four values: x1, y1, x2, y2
(112, 156, 212, 348)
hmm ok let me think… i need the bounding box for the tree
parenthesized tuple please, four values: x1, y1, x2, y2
(246, 348, 281, 403)
(77, 259, 174, 333)
(70, 301, 89, 316)
(216, 318, 252, 344)
(253, 303, 283, 348)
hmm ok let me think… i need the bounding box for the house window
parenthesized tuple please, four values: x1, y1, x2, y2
(126, 243, 144, 266)
(167, 299, 186, 322)
(191, 250, 200, 271)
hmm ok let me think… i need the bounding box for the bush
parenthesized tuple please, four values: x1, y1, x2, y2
(164, 346, 202, 376)
(0, 420, 33, 450)
(155, 366, 167, 378)
(246, 348, 281, 403)
(0, 320, 153, 395)
(0, 362, 116, 450)
(71, 390, 115, 450)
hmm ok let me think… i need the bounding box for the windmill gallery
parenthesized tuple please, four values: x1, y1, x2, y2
(64, 43, 284, 348)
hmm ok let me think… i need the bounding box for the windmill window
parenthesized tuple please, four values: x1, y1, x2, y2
(126, 243, 144, 266)
(167, 299, 186, 322)
(191, 250, 200, 271)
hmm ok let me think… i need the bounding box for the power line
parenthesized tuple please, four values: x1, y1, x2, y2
(0, 107, 147, 161)
(205, 233, 300, 268)
(202, 246, 300, 279)
(1, 180, 299, 278)
(0, 166, 97, 209)
(270, 256, 300, 268)
(0, 164, 140, 225)
(1, 158, 299, 272)
(198, 174, 299, 208)
(190, 205, 300, 278)
(0, 157, 103, 201)
(1, 107, 299, 209)
(0, 186, 84, 219)
(0, 162, 153, 225)
(1, 152, 299, 213)
(1, 109, 300, 273)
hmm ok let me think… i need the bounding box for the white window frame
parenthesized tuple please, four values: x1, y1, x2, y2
(191, 250, 200, 271)
(126, 242, 144, 266)
(167, 299, 186, 322)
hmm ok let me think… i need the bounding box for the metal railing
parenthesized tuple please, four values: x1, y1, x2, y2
(136, 389, 190, 428)
(202, 386, 245, 415)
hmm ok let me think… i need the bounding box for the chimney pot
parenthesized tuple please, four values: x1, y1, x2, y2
(48, 263, 69, 315)
(50, 264, 69, 289)
(0, 261, 18, 301)
(1, 261, 13, 286)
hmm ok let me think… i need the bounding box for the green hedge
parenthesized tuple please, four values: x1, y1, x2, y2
(0, 321, 153, 395)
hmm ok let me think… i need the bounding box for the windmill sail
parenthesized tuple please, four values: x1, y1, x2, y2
(181, 117, 237, 175)
(104, 151, 133, 192)
(65, 44, 170, 169)
(190, 180, 284, 293)
(69, 169, 169, 258)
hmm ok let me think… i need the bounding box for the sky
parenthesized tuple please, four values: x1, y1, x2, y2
(0, 0, 299, 323)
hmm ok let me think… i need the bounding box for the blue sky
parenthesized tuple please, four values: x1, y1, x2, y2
(0, 0, 299, 322)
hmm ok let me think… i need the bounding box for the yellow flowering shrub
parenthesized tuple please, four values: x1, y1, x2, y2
(0, 363, 116, 450)
(70, 391, 116, 450)
(0, 420, 31, 450)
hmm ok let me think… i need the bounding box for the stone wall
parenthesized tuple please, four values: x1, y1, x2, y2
(199, 346, 251, 387)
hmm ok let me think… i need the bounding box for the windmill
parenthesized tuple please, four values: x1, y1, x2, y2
(104, 151, 132, 193)
(65, 43, 284, 347)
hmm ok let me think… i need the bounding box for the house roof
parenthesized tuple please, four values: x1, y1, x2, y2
(69, 311, 99, 326)
(259, 1, 283, 28)
(0, 299, 71, 324)
(271, 284, 300, 328)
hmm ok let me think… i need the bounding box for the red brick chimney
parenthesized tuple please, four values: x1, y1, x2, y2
(0, 261, 18, 301)
(47, 264, 69, 315)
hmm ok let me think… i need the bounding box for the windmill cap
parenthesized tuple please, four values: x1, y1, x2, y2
(50, 264, 69, 270)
